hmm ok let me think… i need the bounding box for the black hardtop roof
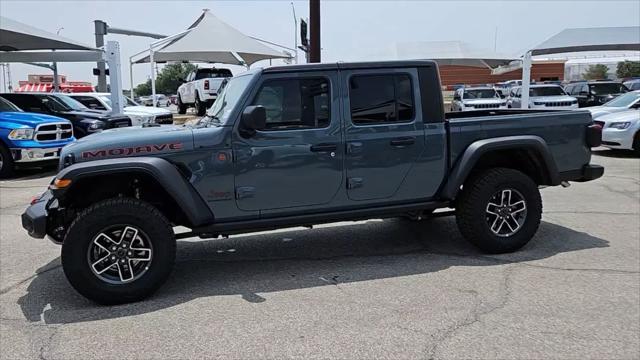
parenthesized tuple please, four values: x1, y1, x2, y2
(263, 60, 438, 73)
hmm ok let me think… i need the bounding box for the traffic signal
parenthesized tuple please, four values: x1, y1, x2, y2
(300, 19, 308, 47)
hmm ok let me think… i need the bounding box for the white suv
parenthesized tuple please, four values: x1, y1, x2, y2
(451, 87, 506, 112)
(177, 68, 233, 116)
(508, 84, 578, 110)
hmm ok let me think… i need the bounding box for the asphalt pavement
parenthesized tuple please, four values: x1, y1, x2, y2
(0, 149, 638, 359)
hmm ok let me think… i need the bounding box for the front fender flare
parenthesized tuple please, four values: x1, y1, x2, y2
(441, 135, 560, 200)
(54, 157, 214, 227)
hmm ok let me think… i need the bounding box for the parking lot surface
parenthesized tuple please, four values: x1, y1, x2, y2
(0, 150, 638, 359)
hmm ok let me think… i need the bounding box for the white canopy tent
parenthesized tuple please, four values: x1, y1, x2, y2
(520, 26, 640, 108)
(0, 16, 125, 113)
(130, 9, 290, 103)
(395, 41, 517, 69)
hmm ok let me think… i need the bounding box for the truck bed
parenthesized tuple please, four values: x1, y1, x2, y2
(446, 109, 594, 175)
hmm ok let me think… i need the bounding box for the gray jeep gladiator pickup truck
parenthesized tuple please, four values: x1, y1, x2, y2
(22, 60, 603, 304)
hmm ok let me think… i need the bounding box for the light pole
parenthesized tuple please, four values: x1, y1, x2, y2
(291, 2, 298, 64)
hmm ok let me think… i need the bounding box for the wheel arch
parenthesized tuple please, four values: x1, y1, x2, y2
(442, 135, 560, 200)
(55, 157, 214, 228)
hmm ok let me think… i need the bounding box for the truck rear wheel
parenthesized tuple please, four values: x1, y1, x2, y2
(194, 92, 206, 116)
(61, 198, 175, 304)
(456, 168, 542, 253)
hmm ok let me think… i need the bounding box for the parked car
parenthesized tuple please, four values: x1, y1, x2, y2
(586, 90, 640, 119)
(1, 93, 131, 137)
(565, 81, 629, 107)
(451, 87, 506, 111)
(0, 96, 75, 178)
(623, 79, 640, 91)
(140, 94, 171, 107)
(507, 84, 578, 110)
(177, 67, 233, 115)
(595, 109, 640, 154)
(69, 93, 173, 125)
(21, 60, 604, 304)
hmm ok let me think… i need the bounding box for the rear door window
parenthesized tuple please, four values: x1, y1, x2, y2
(349, 74, 414, 125)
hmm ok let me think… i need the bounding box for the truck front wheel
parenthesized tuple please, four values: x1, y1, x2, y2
(61, 198, 176, 304)
(177, 95, 187, 114)
(456, 168, 542, 253)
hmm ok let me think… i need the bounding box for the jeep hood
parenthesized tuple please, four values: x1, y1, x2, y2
(61, 125, 195, 163)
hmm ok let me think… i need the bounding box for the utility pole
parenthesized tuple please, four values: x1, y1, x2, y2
(309, 0, 321, 63)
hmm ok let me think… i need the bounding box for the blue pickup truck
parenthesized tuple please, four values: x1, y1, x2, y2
(0, 96, 75, 178)
(22, 60, 603, 304)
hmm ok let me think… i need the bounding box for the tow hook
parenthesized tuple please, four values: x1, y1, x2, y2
(561, 181, 571, 188)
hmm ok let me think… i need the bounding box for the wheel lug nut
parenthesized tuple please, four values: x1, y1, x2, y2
(120, 259, 125, 263)
(128, 251, 132, 256)
(111, 256, 116, 260)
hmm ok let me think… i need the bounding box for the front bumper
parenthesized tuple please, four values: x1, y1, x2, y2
(21, 190, 52, 239)
(602, 128, 635, 150)
(11, 147, 62, 163)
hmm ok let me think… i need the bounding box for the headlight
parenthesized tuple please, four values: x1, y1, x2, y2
(609, 122, 631, 129)
(88, 122, 105, 130)
(8, 128, 34, 140)
(129, 114, 155, 124)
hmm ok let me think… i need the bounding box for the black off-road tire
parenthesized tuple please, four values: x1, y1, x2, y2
(633, 132, 640, 156)
(0, 143, 15, 179)
(456, 168, 542, 254)
(195, 92, 206, 116)
(177, 95, 187, 114)
(61, 198, 176, 305)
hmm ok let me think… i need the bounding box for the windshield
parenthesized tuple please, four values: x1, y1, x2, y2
(200, 74, 254, 126)
(0, 97, 22, 112)
(99, 95, 138, 108)
(464, 89, 498, 99)
(530, 86, 566, 97)
(49, 95, 88, 111)
(603, 91, 640, 108)
(590, 83, 628, 95)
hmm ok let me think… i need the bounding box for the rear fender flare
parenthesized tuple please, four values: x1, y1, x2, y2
(441, 135, 559, 200)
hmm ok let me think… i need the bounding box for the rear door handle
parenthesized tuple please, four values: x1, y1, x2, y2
(310, 143, 338, 152)
(390, 137, 415, 147)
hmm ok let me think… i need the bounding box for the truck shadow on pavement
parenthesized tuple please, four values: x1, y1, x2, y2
(18, 217, 609, 324)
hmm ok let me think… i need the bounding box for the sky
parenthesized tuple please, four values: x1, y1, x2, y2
(1, 0, 639, 90)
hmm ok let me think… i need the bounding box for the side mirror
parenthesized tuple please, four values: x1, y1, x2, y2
(239, 105, 266, 138)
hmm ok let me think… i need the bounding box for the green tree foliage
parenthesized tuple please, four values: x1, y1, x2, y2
(616, 61, 640, 79)
(133, 63, 198, 96)
(582, 64, 609, 80)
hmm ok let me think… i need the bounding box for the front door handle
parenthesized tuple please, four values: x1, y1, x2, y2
(390, 137, 415, 147)
(310, 143, 338, 152)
